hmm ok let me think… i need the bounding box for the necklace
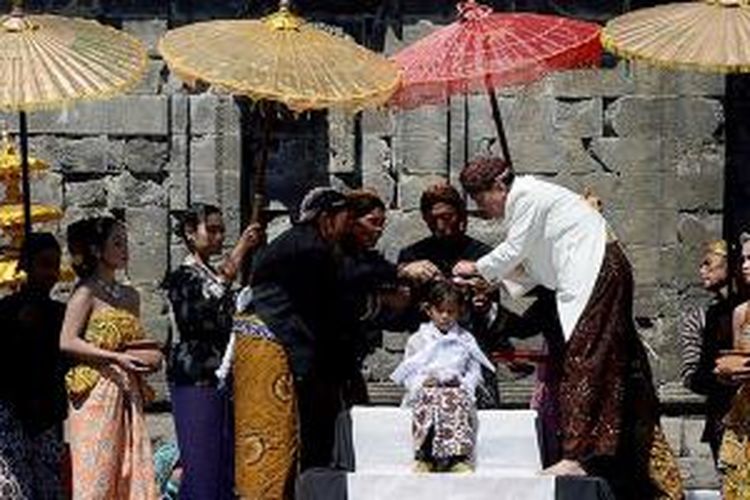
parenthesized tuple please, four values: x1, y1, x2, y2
(94, 276, 124, 301)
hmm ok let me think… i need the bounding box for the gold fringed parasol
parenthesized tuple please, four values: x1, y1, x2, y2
(159, 0, 400, 223)
(0, 2, 148, 237)
(602, 0, 750, 73)
(159, 4, 399, 114)
(0, 6, 148, 112)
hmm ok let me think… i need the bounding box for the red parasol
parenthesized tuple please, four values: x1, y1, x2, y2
(389, 0, 602, 165)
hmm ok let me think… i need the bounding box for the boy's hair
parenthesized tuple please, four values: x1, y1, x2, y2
(424, 279, 465, 308)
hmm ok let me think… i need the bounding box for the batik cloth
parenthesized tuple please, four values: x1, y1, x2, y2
(66, 308, 157, 500)
(233, 314, 298, 500)
(559, 243, 682, 500)
(720, 382, 750, 499)
(412, 386, 476, 461)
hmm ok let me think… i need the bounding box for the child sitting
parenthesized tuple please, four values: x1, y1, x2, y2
(391, 280, 496, 473)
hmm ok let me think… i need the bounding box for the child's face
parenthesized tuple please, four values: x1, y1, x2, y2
(426, 298, 460, 333)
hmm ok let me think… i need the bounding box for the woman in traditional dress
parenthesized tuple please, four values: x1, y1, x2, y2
(163, 203, 262, 500)
(61, 216, 161, 500)
(718, 233, 750, 498)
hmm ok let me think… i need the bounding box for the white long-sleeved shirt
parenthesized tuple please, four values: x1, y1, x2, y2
(475, 176, 607, 341)
(391, 322, 495, 406)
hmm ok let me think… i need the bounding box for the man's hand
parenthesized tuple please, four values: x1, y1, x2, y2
(453, 260, 478, 278)
(399, 260, 440, 283)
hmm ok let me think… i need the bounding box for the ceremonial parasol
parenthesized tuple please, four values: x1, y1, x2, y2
(388, 0, 602, 166)
(601, 0, 750, 73)
(0, 1, 148, 236)
(159, 0, 400, 222)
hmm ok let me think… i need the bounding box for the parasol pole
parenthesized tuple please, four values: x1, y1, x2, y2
(250, 102, 272, 225)
(18, 110, 32, 237)
(486, 86, 512, 166)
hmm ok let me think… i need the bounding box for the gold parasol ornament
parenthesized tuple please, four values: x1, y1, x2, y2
(0, 125, 48, 202)
(602, 0, 750, 73)
(159, 1, 399, 113)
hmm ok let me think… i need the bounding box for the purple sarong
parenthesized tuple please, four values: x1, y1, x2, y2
(170, 385, 234, 500)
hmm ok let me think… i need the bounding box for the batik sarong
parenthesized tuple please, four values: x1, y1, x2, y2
(412, 386, 476, 461)
(233, 314, 298, 500)
(68, 366, 157, 500)
(558, 242, 682, 500)
(0, 401, 32, 499)
(720, 384, 750, 499)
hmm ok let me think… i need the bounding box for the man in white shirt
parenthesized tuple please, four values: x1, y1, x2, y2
(452, 157, 682, 500)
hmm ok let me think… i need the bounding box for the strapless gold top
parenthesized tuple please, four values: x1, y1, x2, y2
(65, 307, 150, 398)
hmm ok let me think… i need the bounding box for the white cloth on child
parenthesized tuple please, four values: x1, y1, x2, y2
(391, 322, 495, 405)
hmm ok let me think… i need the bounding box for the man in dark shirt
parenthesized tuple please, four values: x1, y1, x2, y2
(251, 187, 354, 471)
(0, 233, 67, 499)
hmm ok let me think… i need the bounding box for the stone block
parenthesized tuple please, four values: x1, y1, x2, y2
(123, 19, 167, 57)
(216, 134, 242, 176)
(124, 138, 169, 174)
(553, 98, 603, 138)
(510, 135, 599, 176)
(633, 285, 679, 319)
(626, 244, 661, 286)
(328, 109, 356, 174)
(630, 62, 725, 97)
(361, 109, 396, 136)
(30, 172, 63, 207)
(26, 96, 168, 136)
(189, 94, 241, 136)
(382, 331, 409, 352)
(377, 210, 430, 262)
(674, 174, 723, 211)
(29, 136, 124, 174)
(587, 137, 721, 175)
(574, 172, 677, 210)
(135, 284, 169, 344)
(362, 135, 396, 207)
(448, 94, 468, 188)
(608, 209, 677, 246)
(107, 172, 167, 208)
(541, 65, 635, 98)
(398, 173, 447, 211)
(170, 95, 189, 135)
(65, 179, 108, 208)
(126, 207, 168, 285)
(661, 417, 683, 455)
(131, 60, 165, 95)
(190, 134, 216, 172)
(145, 413, 176, 446)
(607, 96, 723, 139)
(393, 105, 448, 175)
(677, 213, 723, 249)
(189, 170, 219, 205)
(166, 135, 189, 210)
